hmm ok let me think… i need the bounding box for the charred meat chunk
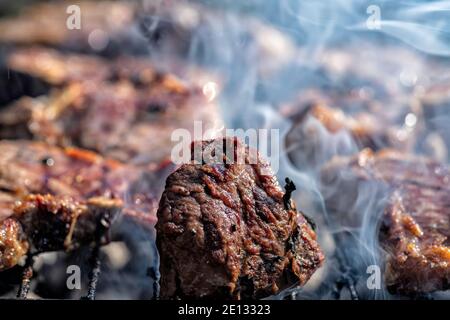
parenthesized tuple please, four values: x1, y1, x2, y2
(0, 218, 29, 271)
(285, 103, 417, 170)
(0, 140, 131, 200)
(321, 149, 450, 295)
(0, 194, 121, 271)
(0, 1, 138, 54)
(0, 140, 166, 270)
(4, 46, 219, 89)
(6, 47, 111, 85)
(156, 137, 324, 299)
(418, 81, 450, 163)
(382, 188, 450, 294)
(0, 49, 223, 166)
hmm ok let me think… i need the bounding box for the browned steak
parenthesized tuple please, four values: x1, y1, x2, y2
(0, 97, 35, 140)
(0, 1, 294, 74)
(6, 47, 111, 85)
(0, 194, 121, 271)
(418, 81, 450, 163)
(0, 140, 166, 271)
(321, 149, 450, 295)
(156, 137, 324, 299)
(0, 49, 222, 165)
(5, 47, 217, 87)
(0, 1, 138, 53)
(285, 103, 417, 170)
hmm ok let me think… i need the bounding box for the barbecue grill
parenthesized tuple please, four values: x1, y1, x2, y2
(15, 248, 99, 300)
(1, 0, 450, 301)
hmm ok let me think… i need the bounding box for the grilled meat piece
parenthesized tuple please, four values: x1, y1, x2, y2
(0, 194, 121, 271)
(0, 140, 127, 199)
(1, 48, 223, 165)
(285, 103, 417, 171)
(4, 46, 219, 89)
(0, 97, 35, 140)
(141, 1, 295, 75)
(0, 218, 29, 271)
(156, 137, 324, 299)
(382, 188, 450, 294)
(0, 140, 166, 270)
(0, 1, 138, 54)
(282, 44, 425, 171)
(321, 149, 450, 295)
(0, 0, 294, 74)
(6, 47, 111, 85)
(418, 81, 450, 163)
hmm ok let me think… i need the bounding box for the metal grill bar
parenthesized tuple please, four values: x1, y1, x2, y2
(332, 273, 359, 300)
(84, 245, 101, 300)
(17, 255, 34, 299)
(331, 232, 359, 300)
(147, 266, 160, 300)
(82, 211, 112, 300)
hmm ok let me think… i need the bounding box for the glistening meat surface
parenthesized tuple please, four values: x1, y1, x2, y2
(156, 137, 324, 299)
(0, 140, 167, 270)
(0, 47, 223, 166)
(321, 149, 450, 295)
(285, 103, 416, 171)
(0, 194, 121, 270)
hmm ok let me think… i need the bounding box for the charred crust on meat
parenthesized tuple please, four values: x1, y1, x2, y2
(302, 212, 317, 231)
(322, 149, 450, 295)
(0, 140, 164, 271)
(282, 177, 296, 211)
(286, 228, 300, 253)
(156, 137, 324, 299)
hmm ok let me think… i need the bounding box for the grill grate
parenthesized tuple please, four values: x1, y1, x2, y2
(17, 255, 34, 299)
(332, 271, 359, 300)
(331, 232, 359, 300)
(14, 249, 104, 300)
(13, 209, 111, 301)
(83, 245, 102, 300)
